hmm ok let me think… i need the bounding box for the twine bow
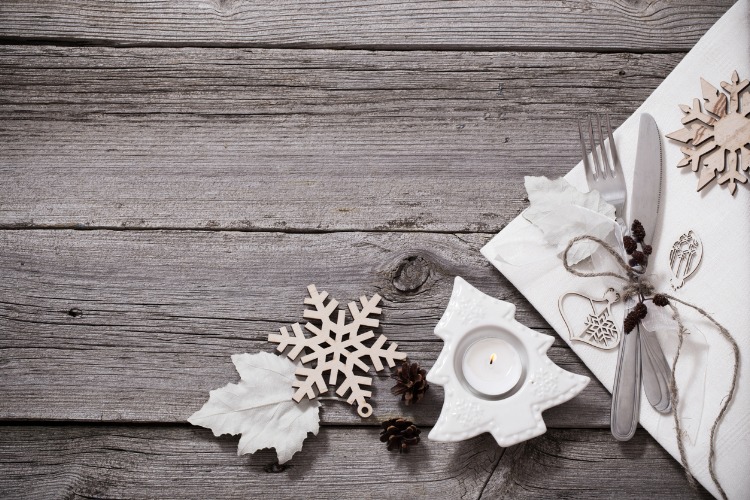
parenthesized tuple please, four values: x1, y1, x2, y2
(621, 279, 655, 302)
(563, 235, 739, 500)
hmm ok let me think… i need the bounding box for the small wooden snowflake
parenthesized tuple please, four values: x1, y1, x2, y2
(667, 70, 750, 195)
(583, 310, 619, 346)
(268, 285, 406, 417)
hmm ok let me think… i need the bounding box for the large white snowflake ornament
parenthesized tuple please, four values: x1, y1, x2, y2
(268, 285, 406, 417)
(667, 70, 750, 195)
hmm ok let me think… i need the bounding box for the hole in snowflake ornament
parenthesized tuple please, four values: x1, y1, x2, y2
(667, 70, 750, 195)
(268, 284, 406, 418)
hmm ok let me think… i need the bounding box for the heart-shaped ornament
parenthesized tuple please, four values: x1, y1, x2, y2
(558, 288, 621, 350)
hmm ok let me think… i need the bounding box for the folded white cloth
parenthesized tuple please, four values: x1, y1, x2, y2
(481, 2, 749, 498)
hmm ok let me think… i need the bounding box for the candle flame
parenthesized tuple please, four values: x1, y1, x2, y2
(489, 353, 496, 365)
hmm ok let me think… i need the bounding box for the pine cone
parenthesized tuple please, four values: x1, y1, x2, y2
(653, 294, 669, 307)
(623, 310, 639, 334)
(642, 244, 653, 256)
(631, 250, 646, 266)
(631, 220, 646, 242)
(391, 361, 429, 405)
(633, 302, 648, 320)
(380, 418, 421, 453)
(623, 236, 637, 255)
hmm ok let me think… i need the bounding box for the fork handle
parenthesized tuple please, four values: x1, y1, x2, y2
(611, 325, 642, 441)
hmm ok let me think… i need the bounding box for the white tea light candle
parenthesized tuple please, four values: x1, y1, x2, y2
(461, 337, 523, 396)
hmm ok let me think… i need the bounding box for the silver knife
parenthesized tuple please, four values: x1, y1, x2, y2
(611, 113, 669, 441)
(630, 113, 673, 415)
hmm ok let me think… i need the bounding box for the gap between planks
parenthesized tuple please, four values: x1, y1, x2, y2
(0, 225, 501, 235)
(0, 36, 695, 55)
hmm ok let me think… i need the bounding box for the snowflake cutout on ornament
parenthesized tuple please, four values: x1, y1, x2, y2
(268, 285, 406, 417)
(667, 70, 750, 195)
(583, 310, 619, 346)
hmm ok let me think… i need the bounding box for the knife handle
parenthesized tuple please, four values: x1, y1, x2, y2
(640, 331, 663, 410)
(611, 326, 642, 441)
(641, 328, 673, 414)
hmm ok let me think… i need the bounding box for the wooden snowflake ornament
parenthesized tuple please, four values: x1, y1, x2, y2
(667, 70, 750, 195)
(269, 285, 406, 417)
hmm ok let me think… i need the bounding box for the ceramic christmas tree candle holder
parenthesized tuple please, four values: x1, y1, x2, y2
(427, 277, 590, 447)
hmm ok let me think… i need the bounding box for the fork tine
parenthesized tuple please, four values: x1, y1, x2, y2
(578, 117, 595, 185)
(605, 114, 623, 179)
(587, 115, 604, 180)
(597, 114, 613, 178)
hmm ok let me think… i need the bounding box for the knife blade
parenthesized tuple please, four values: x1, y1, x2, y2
(611, 113, 667, 440)
(629, 113, 662, 246)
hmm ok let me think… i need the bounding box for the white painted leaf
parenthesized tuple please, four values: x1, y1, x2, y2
(188, 351, 320, 464)
(522, 176, 616, 264)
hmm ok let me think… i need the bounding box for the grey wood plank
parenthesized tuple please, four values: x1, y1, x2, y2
(0, 46, 683, 232)
(0, 424, 502, 500)
(0, 229, 612, 426)
(480, 429, 710, 499)
(0, 425, 707, 499)
(0, 0, 733, 51)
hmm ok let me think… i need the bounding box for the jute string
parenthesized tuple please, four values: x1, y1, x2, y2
(562, 235, 739, 500)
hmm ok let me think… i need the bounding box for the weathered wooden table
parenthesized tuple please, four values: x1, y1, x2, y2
(0, 2, 732, 498)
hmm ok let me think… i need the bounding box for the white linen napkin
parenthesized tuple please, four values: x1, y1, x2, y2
(481, 2, 749, 498)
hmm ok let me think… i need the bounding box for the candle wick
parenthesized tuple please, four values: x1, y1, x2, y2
(489, 353, 496, 365)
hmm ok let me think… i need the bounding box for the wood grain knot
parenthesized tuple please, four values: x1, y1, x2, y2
(392, 255, 431, 293)
(67, 308, 83, 317)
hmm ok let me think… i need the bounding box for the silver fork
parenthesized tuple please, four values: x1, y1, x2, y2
(579, 115, 640, 441)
